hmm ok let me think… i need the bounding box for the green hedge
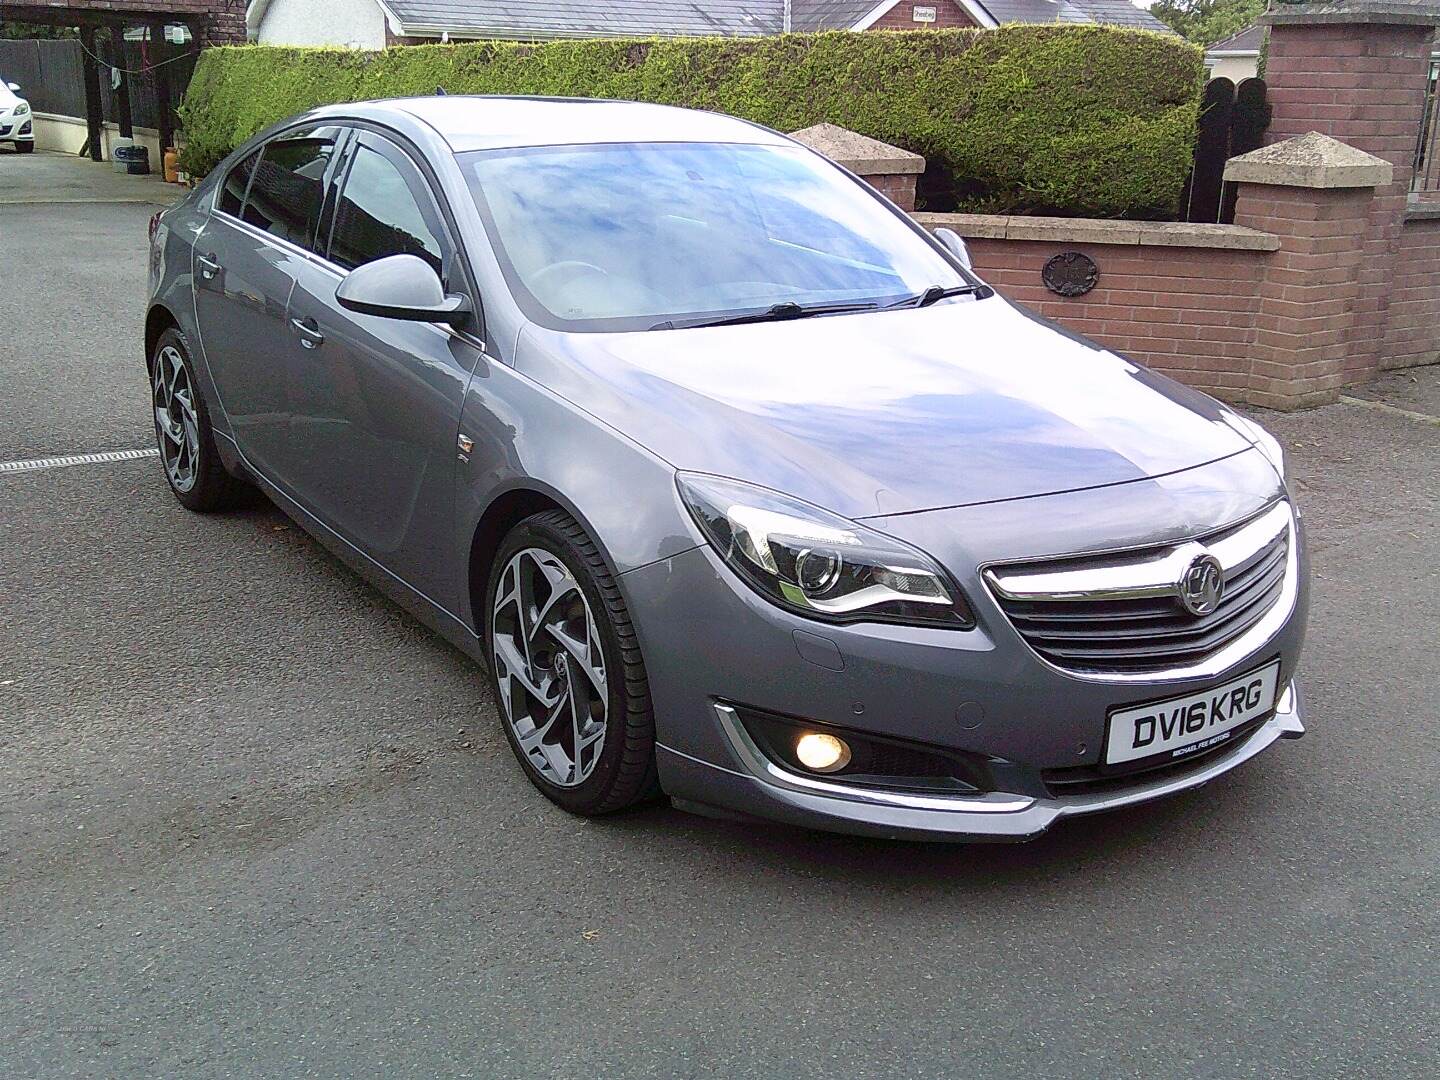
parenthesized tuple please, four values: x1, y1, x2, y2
(179, 28, 1204, 218)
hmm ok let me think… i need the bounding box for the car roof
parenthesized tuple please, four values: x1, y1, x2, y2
(314, 95, 791, 153)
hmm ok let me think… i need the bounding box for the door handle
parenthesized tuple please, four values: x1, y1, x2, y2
(289, 316, 325, 350)
(196, 253, 221, 281)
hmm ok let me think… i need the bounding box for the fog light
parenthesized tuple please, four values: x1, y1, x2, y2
(794, 731, 851, 773)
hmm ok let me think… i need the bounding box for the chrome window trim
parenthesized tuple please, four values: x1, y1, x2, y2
(712, 704, 1034, 814)
(982, 501, 1298, 685)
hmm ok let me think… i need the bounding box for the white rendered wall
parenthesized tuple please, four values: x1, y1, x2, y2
(258, 0, 389, 49)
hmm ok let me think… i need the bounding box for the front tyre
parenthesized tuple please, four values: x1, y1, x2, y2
(150, 327, 241, 512)
(485, 510, 659, 815)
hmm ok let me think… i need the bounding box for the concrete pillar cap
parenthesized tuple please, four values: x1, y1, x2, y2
(787, 123, 925, 175)
(1259, 1, 1440, 27)
(1223, 131, 1394, 189)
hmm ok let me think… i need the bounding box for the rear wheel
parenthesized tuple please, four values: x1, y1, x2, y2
(150, 328, 242, 512)
(485, 510, 659, 815)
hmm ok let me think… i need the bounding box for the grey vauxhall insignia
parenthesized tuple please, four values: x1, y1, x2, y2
(145, 96, 1308, 841)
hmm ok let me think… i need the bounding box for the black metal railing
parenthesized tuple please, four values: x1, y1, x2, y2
(1180, 76, 1271, 224)
(1412, 59, 1440, 192)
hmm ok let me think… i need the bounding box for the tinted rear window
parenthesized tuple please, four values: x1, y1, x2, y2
(241, 130, 339, 251)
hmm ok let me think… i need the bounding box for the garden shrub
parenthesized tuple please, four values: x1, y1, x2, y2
(179, 27, 1203, 218)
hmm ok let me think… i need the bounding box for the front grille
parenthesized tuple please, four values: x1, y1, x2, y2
(986, 503, 1292, 676)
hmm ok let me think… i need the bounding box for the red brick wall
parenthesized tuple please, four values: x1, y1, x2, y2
(867, 173, 918, 211)
(1380, 216, 1440, 370)
(1232, 182, 1374, 408)
(945, 16, 1440, 407)
(1263, 20, 1434, 385)
(942, 189, 1432, 407)
(962, 238, 1266, 401)
(867, 2, 979, 31)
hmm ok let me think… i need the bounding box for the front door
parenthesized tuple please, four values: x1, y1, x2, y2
(282, 130, 482, 611)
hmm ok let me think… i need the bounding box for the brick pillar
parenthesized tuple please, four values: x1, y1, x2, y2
(1260, 2, 1440, 385)
(787, 123, 925, 211)
(195, 1, 249, 47)
(1228, 133, 1393, 409)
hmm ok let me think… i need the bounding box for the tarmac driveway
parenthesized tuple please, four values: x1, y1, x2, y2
(1, 153, 1437, 1079)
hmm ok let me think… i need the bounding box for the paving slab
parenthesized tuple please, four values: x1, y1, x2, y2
(1345, 366, 1440, 418)
(0, 147, 180, 206)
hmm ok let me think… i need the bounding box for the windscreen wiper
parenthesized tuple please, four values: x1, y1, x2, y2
(650, 300, 878, 331)
(884, 283, 990, 309)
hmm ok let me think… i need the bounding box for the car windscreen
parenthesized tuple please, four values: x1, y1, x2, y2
(460, 141, 967, 333)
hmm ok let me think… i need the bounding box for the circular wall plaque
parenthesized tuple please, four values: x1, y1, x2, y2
(1042, 251, 1099, 297)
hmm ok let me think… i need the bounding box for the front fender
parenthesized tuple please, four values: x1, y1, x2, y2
(454, 352, 698, 636)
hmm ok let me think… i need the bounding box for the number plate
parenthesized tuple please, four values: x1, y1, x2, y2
(1105, 660, 1281, 766)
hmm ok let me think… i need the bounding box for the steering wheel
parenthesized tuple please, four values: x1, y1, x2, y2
(530, 260, 610, 294)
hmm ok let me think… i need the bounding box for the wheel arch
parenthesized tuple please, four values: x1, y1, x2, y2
(467, 482, 627, 638)
(145, 303, 180, 367)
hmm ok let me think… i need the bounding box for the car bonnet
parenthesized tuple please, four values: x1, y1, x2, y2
(515, 295, 1255, 520)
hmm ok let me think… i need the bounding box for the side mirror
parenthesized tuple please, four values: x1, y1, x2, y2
(6, 82, 20, 92)
(336, 254, 469, 327)
(934, 227, 973, 271)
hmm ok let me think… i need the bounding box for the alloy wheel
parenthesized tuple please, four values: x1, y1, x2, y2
(152, 344, 200, 493)
(492, 547, 609, 787)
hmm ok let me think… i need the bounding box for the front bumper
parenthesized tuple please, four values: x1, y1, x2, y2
(658, 684, 1303, 841)
(0, 113, 33, 142)
(621, 452, 1308, 841)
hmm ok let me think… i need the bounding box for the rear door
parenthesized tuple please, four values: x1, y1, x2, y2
(283, 128, 483, 610)
(191, 125, 345, 489)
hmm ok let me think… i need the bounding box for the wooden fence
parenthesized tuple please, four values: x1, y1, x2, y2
(0, 36, 194, 134)
(1181, 76, 1271, 224)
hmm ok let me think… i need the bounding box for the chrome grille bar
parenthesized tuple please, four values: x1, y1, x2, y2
(983, 502, 1296, 682)
(985, 501, 1292, 603)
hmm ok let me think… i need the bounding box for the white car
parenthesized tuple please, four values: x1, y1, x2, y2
(1, 78, 35, 154)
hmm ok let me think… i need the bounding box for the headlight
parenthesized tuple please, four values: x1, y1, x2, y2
(1226, 412, 1286, 480)
(12, 101, 29, 116)
(677, 472, 973, 628)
